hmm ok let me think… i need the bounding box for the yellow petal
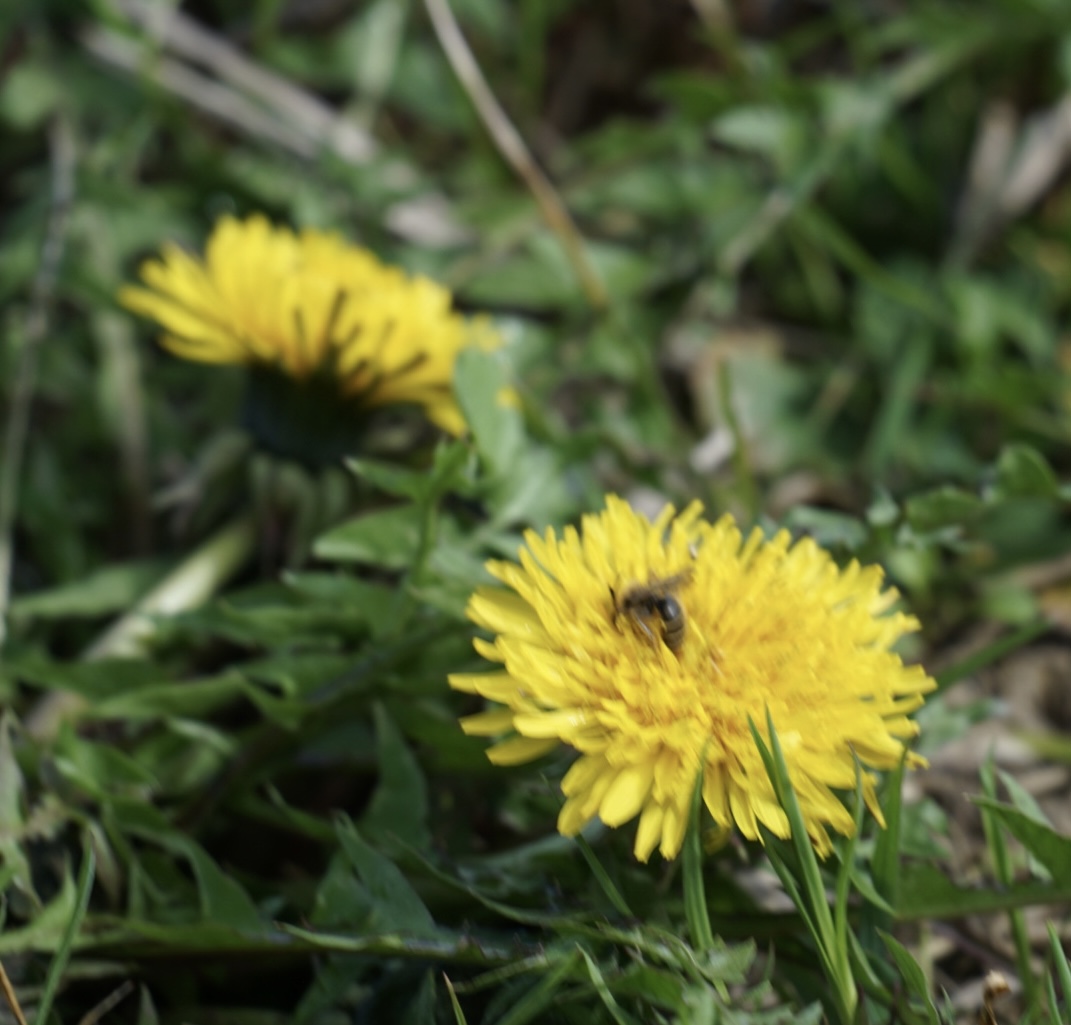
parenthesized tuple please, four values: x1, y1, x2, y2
(634, 801, 664, 863)
(118, 213, 496, 434)
(459, 710, 515, 736)
(598, 762, 655, 828)
(486, 736, 557, 766)
(468, 588, 547, 640)
(448, 672, 519, 702)
(449, 492, 936, 861)
(658, 799, 688, 860)
(513, 709, 591, 738)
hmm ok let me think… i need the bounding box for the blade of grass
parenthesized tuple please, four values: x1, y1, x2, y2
(979, 756, 1038, 1011)
(683, 768, 715, 954)
(878, 933, 940, 1025)
(34, 843, 96, 1025)
(1047, 921, 1071, 1015)
(575, 836, 633, 919)
(832, 762, 867, 987)
(751, 713, 856, 1025)
(1045, 971, 1062, 1025)
(579, 947, 640, 1025)
(443, 973, 469, 1025)
(494, 949, 582, 1025)
(866, 754, 906, 940)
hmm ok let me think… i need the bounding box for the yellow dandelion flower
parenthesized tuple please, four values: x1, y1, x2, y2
(450, 496, 935, 862)
(118, 214, 498, 447)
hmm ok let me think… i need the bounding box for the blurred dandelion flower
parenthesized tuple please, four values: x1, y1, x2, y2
(450, 496, 935, 862)
(119, 214, 498, 461)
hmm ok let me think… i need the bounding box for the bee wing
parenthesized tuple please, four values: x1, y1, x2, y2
(652, 569, 693, 593)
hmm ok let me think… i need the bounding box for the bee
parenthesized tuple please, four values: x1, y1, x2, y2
(611, 571, 692, 654)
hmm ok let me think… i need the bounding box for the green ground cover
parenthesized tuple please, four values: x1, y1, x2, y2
(2, 1, 1071, 1021)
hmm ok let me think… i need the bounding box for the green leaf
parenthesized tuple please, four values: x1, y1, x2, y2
(169, 596, 368, 649)
(847, 928, 893, 1006)
(612, 964, 686, 1011)
(866, 491, 900, 528)
(346, 443, 474, 503)
(878, 933, 939, 1025)
(282, 919, 528, 962)
(904, 486, 983, 532)
(284, 573, 403, 638)
(91, 672, 250, 721)
(454, 347, 523, 476)
(5, 655, 162, 701)
(110, 801, 262, 931)
(314, 504, 424, 567)
(10, 558, 169, 620)
(360, 704, 431, 851)
(461, 236, 649, 308)
(53, 727, 159, 798)
(712, 106, 807, 172)
(0, 714, 34, 904)
(0, 60, 64, 129)
(992, 444, 1059, 499)
(896, 863, 1071, 919)
(973, 798, 1071, 887)
(178, 843, 262, 931)
(427, 438, 478, 495)
(485, 448, 570, 531)
(0, 857, 82, 954)
(783, 507, 868, 550)
(240, 651, 359, 698)
(334, 818, 438, 937)
(998, 768, 1051, 829)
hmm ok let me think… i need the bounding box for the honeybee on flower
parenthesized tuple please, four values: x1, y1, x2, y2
(451, 496, 935, 862)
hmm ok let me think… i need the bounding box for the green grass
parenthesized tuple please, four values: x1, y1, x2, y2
(2, 0, 1071, 1021)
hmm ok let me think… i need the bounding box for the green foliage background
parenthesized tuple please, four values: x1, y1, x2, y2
(3, 0, 1071, 1022)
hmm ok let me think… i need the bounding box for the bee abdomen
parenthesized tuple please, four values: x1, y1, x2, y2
(654, 596, 686, 653)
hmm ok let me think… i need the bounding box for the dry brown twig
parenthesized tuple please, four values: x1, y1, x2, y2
(76, 979, 136, 1025)
(97, 0, 378, 162)
(422, 0, 608, 310)
(83, 0, 469, 247)
(0, 959, 30, 1025)
(953, 93, 1071, 265)
(82, 27, 333, 160)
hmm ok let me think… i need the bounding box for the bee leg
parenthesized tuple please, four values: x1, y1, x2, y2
(633, 616, 659, 647)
